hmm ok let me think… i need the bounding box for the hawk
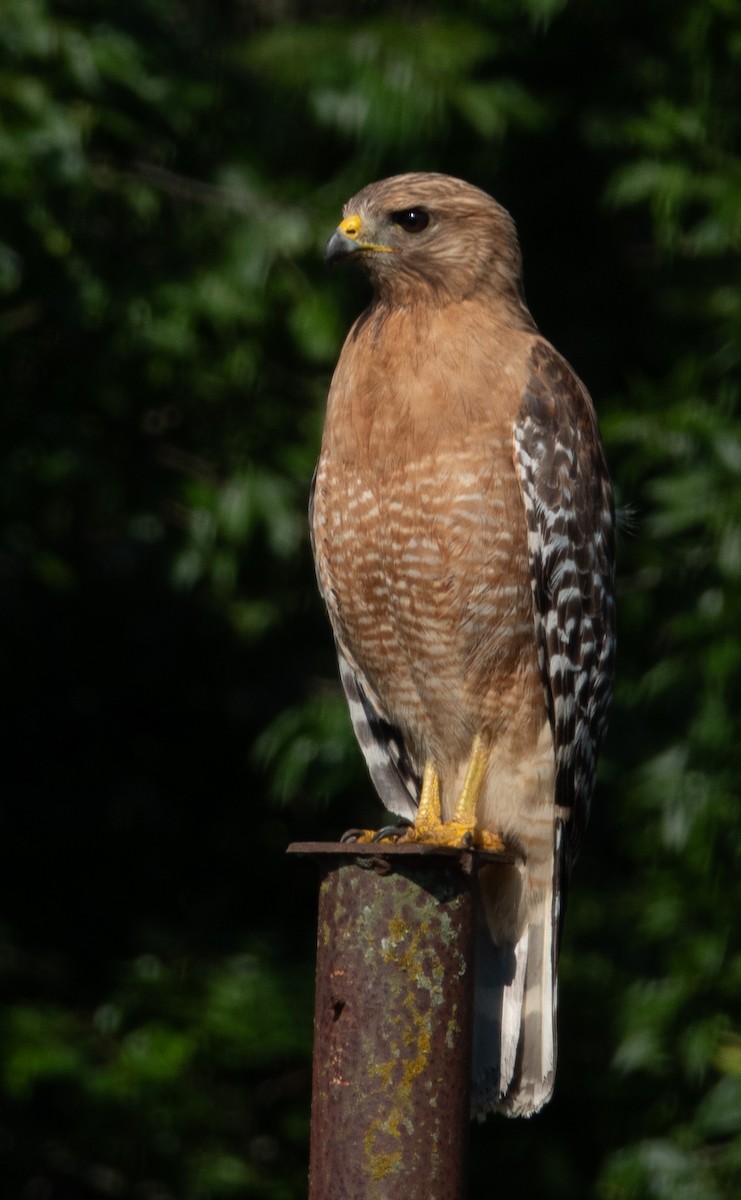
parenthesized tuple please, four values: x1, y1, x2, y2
(310, 173, 615, 1117)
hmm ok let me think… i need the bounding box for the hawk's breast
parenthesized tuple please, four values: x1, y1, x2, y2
(312, 427, 540, 764)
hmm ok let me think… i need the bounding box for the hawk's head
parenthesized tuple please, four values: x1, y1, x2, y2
(325, 172, 525, 307)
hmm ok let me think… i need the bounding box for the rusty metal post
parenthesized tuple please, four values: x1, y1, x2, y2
(288, 841, 510, 1200)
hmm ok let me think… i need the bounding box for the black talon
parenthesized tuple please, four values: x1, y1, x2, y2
(370, 819, 413, 843)
(340, 828, 366, 844)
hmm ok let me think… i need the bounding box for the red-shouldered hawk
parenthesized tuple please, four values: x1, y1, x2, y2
(310, 173, 615, 1117)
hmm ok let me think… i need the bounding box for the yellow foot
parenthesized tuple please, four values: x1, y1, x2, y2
(403, 819, 505, 852)
(340, 822, 412, 844)
(342, 819, 504, 852)
(400, 740, 506, 853)
(342, 735, 506, 852)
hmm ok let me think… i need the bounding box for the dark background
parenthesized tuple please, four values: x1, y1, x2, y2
(1, 1, 740, 1196)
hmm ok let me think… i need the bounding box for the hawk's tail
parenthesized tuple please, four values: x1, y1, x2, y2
(471, 826, 563, 1118)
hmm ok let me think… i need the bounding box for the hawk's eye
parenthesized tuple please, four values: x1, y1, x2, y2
(390, 208, 430, 233)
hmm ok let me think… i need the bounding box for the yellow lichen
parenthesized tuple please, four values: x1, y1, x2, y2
(363, 1117, 402, 1181)
(387, 915, 406, 941)
(370, 1059, 396, 1088)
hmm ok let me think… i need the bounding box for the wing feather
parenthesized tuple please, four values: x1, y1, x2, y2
(514, 341, 616, 864)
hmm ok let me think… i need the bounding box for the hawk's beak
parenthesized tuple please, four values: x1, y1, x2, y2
(325, 226, 361, 265)
(325, 213, 394, 265)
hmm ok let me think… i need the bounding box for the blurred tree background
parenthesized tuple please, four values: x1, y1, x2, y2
(1, 0, 740, 1196)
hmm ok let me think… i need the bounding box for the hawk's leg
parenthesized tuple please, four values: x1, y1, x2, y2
(451, 734, 503, 851)
(411, 760, 443, 837)
(405, 735, 505, 851)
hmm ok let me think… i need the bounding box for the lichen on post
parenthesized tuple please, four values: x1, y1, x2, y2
(288, 840, 511, 1200)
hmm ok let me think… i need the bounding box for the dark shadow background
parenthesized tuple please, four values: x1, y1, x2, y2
(1, 1, 740, 1197)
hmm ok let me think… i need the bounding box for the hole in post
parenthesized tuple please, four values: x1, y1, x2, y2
(332, 1000, 345, 1021)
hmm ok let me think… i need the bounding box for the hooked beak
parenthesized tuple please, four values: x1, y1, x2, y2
(324, 213, 394, 265)
(324, 226, 361, 265)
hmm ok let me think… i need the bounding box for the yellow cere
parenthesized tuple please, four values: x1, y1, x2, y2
(338, 213, 395, 254)
(339, 214, 363, 239)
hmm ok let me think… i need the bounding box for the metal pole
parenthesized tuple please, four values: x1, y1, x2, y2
(288, 841, 511, 1200)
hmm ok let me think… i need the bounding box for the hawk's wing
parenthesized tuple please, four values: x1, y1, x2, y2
(514, 341, 616, 866)
(309, 470, 421, 821)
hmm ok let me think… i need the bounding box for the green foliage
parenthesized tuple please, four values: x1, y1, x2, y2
(0, 952, 312, 1196)
(1, 0, 740, 1196)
